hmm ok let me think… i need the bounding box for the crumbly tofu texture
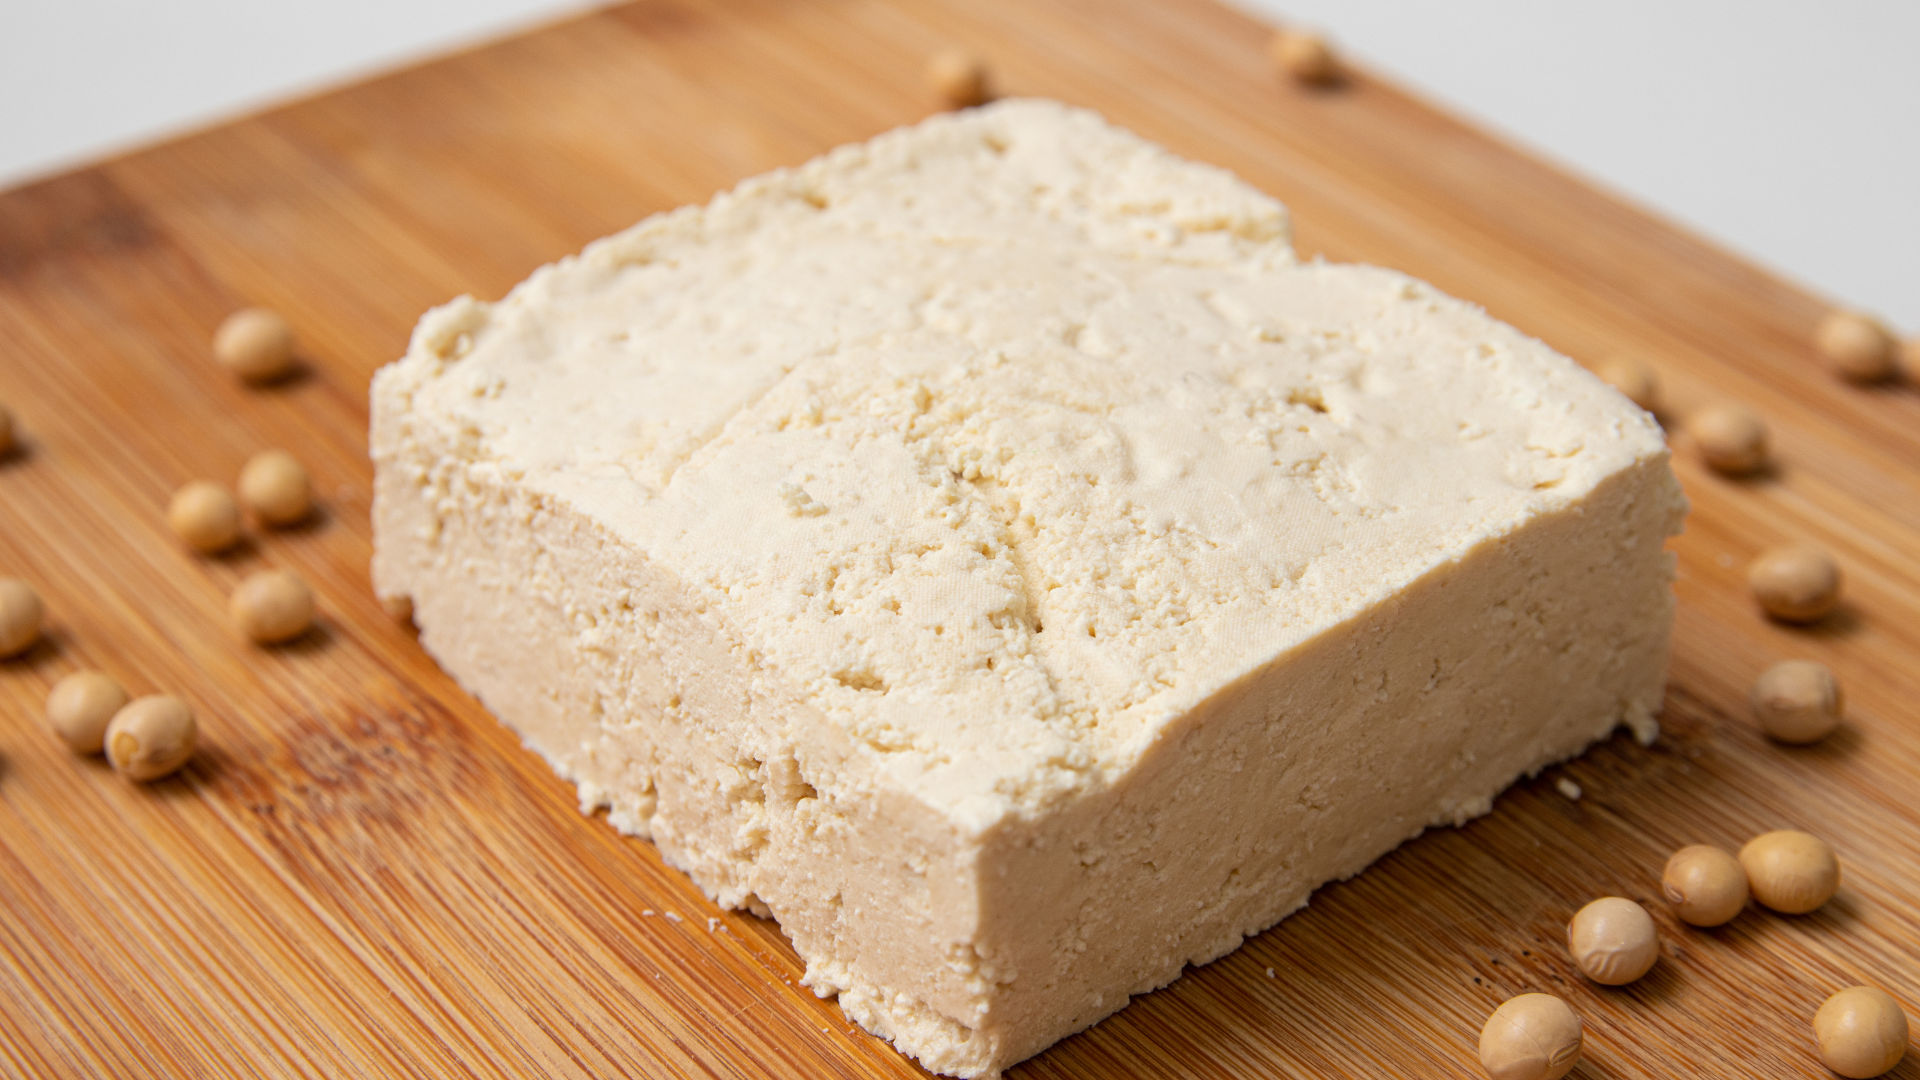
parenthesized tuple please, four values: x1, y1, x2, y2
(371, 100, 1686, 1078)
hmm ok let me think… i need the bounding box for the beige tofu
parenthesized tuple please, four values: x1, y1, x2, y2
(371, 99, 1685, 1078)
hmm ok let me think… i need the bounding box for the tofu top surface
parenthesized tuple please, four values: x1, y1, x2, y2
(376, 100, 1674, 831)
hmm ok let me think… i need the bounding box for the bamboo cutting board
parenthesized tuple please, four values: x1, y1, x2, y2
(2, 0, 1918, 1076)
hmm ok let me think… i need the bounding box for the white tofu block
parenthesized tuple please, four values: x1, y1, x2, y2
(371, 100, 1686, 1077)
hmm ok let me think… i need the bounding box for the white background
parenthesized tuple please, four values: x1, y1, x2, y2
(0, 0, 1913, 333)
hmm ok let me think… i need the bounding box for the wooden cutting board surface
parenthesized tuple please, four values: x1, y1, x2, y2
(2, 0, 1917, 1076)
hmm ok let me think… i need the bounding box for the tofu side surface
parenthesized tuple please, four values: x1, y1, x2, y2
(955, 458, 1677, 1066)
(370, 99, 1686, 1078)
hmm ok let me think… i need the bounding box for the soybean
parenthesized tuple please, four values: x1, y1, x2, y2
(213, 308, 297, 382)
(1661, 845, 1748, 927)
(105, 695, 197, 782)
(231, 569, 315, 645)
(1270, 29, 1339, 85)
(168, 481, 242, 554)
(46, 671, 129, 754)
(1814, 986, 1909, 1078)
(1478, 993, 1582, 1080)
(238, 449, 312, 527)
(1688, 403, 1769, 475)
(1739, 830, 1840, 914)
(926, 50, 990, 109)
(1751, 660, 1843, 743)
(1567, 897, 1659, 985)
(1748, 546, 1841, 623)
(0, 577, 43, 658)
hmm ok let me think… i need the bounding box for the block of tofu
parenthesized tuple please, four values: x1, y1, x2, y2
(370, 99, 1686, 1078)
